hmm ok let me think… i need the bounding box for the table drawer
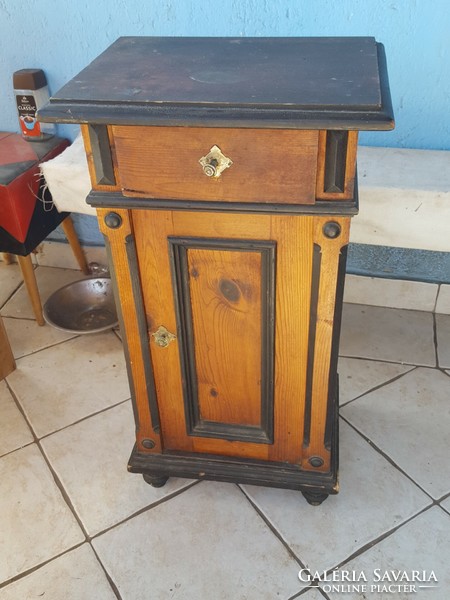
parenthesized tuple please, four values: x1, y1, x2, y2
(112, 126, 319, 205)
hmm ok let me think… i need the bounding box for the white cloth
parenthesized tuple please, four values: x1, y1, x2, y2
(40, 134, 95, 215)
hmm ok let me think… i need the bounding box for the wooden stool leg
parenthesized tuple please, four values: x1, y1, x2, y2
(17, 255, 45, 326)
(2, 253, 15, 265)
(61, 216, 90, 275)
(0, 316, 16, 379)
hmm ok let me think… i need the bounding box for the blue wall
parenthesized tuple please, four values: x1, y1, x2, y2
(1, 0, 449, 150)
(1, 1, 449, 250)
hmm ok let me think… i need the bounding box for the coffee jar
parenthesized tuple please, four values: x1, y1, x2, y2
(13, 69, 55, 140)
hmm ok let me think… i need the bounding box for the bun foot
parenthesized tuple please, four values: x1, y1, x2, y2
(302, 490, 329, 506)
(143, 473, 169, 488)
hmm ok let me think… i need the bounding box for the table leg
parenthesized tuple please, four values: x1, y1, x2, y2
(0, 316, 16, 379)
(61, 216, 90, 275)
(17, 255, 45, 326)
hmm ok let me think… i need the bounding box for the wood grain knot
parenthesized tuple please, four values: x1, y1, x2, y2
(209, 388, 218, 397)
(219, 278, 241, 303)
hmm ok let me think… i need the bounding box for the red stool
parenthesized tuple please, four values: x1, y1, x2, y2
(0, 132, 89, 325)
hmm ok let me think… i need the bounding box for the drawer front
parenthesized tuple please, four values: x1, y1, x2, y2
(112, 126, 319, 205)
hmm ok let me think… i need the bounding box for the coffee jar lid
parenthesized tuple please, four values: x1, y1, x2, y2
(13, 69, 47, 90)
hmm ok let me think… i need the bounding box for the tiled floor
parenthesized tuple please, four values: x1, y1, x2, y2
(1, 262, 450, 599)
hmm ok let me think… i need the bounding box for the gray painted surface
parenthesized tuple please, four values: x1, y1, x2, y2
(347, 244, 450, 284)
(48, 214, 103, 246)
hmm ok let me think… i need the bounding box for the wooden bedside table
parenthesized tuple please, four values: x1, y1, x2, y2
(40, 36, 393, 504)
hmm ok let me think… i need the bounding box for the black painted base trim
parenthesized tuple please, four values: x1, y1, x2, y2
(129, 381, 340, 499)
(87, 190, 359, 217)
(130, 449, 337, 494)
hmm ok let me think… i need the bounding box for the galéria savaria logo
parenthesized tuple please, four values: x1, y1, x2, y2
(298, 569, 439, 594)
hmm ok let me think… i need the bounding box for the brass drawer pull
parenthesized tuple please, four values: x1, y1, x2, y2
(199, 145, 233, 178)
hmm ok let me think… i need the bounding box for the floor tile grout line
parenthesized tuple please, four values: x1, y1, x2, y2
(0, 440, 35, 461)
(339, 365, 418, 409)
(5, 379, 41, 445)
(38, 397, 132, 442)
(4, 378, 91, 538)
(318, 587, 332, 600)
(0, 542, 86, 591)
(440, 368, 450, 379)
(89, 480, 201, 542)
(438, 490, 450, 504)
(38, 439, 91, 538)
(0, 273, 25, 311)
(237, 484, 310, 574)
(433, 283, 441, 314)
(5, 322, 121, 363)
(288, 585, 331, 599)
(0, 314, 35, 322)
(6, 330, 80, 362)
(1, 386, 200, 588)
(88, 543, 123, 600)
(0, 268, 37, 312)
(1, 330, 196, 592)
(432, 312, 439, 368)
(4, 372, 130, 444)
(5, 377, 43, 454)
(338, 354, 416, 367)
(338, 353, 434, 368)
(343, 412, 450, 505)
(0, 264, 87, 318)
(287, 586, 319, 599)
(337, 355, 415, 367)
(4, 385, 177, 548)
(240, 481, 432, 600)
(113, 329, 122, 343)
(345, 301, 442, 315)
(325, 503, 436, 575)
(340, 414, 438, 502)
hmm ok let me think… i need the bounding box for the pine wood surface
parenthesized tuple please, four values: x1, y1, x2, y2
(81, 124, 121, 192)
(303, 216, 350, 472)
(113, 126, 319, 204)
(17, 255, 44, 326)
(132, 210, 319, 464)
(97, 208, 162, 454)
(187, 247, 262, 427)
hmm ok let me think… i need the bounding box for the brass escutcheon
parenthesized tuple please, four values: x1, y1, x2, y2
(152, 326, 176, 348)
(199, 145, 233, 178)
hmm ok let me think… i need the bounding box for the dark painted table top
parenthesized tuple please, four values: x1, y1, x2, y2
(39, 37, 394, 130)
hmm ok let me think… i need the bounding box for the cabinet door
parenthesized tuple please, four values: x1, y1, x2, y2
(131, 210, 348, 470)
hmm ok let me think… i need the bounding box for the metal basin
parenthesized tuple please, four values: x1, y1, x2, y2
(43, 278, 118, 334)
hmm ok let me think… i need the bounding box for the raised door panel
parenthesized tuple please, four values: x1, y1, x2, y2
(131, 210, 315, 465)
